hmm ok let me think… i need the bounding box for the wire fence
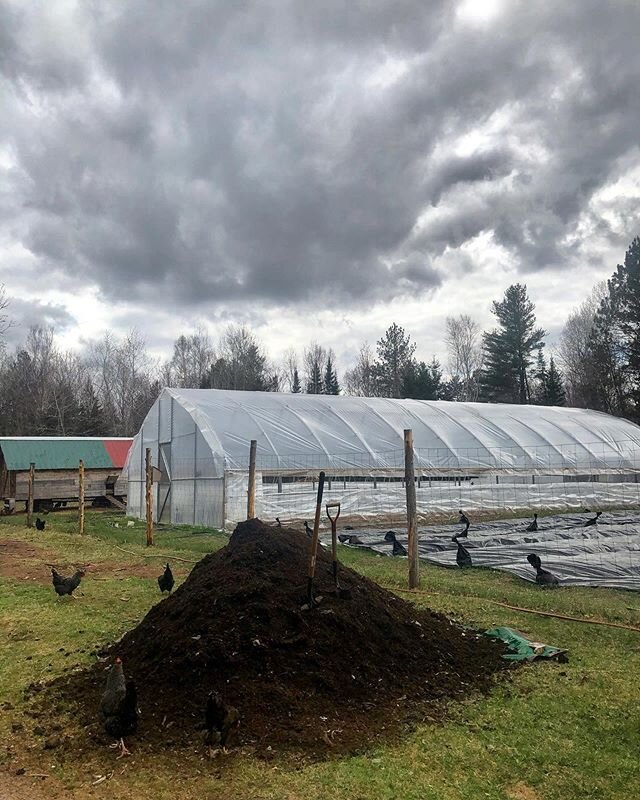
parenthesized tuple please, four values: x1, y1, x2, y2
(125, 437, 640, 530)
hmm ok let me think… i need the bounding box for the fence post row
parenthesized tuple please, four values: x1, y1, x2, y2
(145, 448, 154, 546)
(247, 439, 257, 519)
(78, 459, 85, 535)
(404, 429, 419, 589)
(27, 462, 35, 529)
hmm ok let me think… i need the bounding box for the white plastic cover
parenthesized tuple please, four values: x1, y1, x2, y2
(125, 388, 640, 528)
(134, 388, 640, 474)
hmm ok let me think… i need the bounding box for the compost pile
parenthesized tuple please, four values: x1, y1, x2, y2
(50, 519, 507, 755)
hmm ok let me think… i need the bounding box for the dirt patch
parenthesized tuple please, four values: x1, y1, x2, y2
(506, 783, 541, 800)
(36, 519, 509, 758)
(0, 539, 57, 583)
(0, 537, 185, 584)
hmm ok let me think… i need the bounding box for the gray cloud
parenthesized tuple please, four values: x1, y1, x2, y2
(2, 297, 76, 347)
(1, 0, 640, 320)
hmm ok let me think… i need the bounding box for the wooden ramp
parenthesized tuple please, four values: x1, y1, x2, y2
(105, 495, 126, 510)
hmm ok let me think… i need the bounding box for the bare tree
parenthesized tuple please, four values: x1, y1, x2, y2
(344, 343, 378, 397)
(445, 314, 483, 401)
(281, 348, 300, 392)
(559, 282, 610, 408)
(170, 328, 214, 388)
(0, 285, 13, 353)
(89, 329, 155, 434)
(203, 325, 278, 391)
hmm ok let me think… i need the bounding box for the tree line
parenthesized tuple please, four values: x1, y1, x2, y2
(0, 237, 638, 436)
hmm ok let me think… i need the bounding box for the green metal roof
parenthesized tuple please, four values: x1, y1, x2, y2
(0, 438, 131, 471)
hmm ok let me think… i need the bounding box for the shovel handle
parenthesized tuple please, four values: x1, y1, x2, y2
(326, 502, 341, 525)
(307, 472, 326, 606)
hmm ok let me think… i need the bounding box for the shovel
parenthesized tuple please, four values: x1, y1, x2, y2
(326, 502, 351, 598)
(304, 471, 325, 609)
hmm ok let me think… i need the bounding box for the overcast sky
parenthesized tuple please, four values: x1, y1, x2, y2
(2, 0, 639, 374)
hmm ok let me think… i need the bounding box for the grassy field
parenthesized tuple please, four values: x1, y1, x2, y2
(1, 510, 639, 800)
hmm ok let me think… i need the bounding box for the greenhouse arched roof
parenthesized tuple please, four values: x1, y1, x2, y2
(140, 388, 640, 474)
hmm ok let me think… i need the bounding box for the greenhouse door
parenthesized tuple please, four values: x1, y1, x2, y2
(157, 443, 172, 523)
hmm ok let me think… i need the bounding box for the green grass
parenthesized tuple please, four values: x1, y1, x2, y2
(1, 511, 640, 800)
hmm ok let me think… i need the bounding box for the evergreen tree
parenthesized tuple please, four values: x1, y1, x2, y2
(545, 357, 566, 406)
(533, 348, 548, 404)
(373, 323, 416, 398)
(307, 361, 323, 394)
(480, 284, 546, 403)
(402, 358, 442, 400)
(78, 378, 108, 435)
(440, 374, 464, 401)
(608, 236, 640, 417)
(292, 367, 301, 393)
(323, 355, 340, 395)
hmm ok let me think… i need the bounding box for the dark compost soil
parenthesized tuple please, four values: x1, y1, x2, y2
(36, 519, 508, 757)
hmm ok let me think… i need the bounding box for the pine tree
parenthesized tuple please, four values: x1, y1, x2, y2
(307, 361, 323, 394)
(78, 378, 108, 435)
(323, 356, 340, 395)
(609, 236, 640, 417)
(402, 358, 443, 400)
(545, 357, 566, 406)
(534, 348, 548, 404)
(480, 284, 546, 403)
(292, 367, 301, 393)
(374, 323, 416, 398)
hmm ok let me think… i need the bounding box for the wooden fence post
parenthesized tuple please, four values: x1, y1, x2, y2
(247, 439, 257, 519)
(27, 462, 35, 528)
(404, 429, 419, 589)
(78, 459, 85, 535)
(145, 448, 154, 546)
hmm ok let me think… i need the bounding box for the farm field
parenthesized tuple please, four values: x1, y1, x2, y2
(1, 511, 639, 800)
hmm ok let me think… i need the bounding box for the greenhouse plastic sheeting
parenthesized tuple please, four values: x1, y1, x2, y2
(128, 388, 640, 476)
(329, 510, 640, 591)
(242, 478, 640, 529)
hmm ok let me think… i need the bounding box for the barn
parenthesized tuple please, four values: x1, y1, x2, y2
(126, 388, 640, 529)
(0, 437, 132, 512)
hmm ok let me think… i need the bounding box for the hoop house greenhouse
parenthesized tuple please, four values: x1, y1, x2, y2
(125, 388, 640, 529)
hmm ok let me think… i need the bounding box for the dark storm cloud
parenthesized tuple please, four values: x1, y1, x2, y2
(1, 0, 640, 313)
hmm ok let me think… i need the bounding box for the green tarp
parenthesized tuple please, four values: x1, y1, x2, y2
(484, 626, 567, 662)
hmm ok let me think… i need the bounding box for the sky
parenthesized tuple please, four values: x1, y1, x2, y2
(1, 0, 640, 375)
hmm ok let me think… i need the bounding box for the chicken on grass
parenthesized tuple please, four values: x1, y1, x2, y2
(51, 567, 85, 598)
(100, 657, 139, 757)
(157, 563, 175, 593)
(35, 517, 46, 531)
(203, 692, 240, 755)
(384, 531, 407, 556)
(527, 553, 559, 587)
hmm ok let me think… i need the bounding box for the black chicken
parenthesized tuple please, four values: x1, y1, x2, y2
(526, 513, 538, 532)
(527, 553, 559, 587)
(453, 536, 472, 568)
(304, 521, 313, 538)
(584, 511, 601, 527)
(275, 517, 282, 527)
(203, 692, 240, 755)
(100, 657, 139, 757)
(157, 563, 174, 593)
(384, 531, 407, 556)
(459, 510, 470, 527)
(35, 517, 46, 531)
(51, 567, 85, 598)
(338, 533, 363, 545)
